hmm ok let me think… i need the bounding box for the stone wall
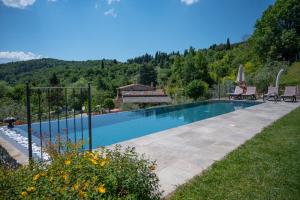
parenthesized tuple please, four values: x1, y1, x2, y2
(0, 144, 21, 169)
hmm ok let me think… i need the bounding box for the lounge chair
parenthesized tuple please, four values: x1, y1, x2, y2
(242, 86, 256, 100)
(281, 86, 297, 102)
(228, 86, 243, 100)
(263, 86, 279, 101)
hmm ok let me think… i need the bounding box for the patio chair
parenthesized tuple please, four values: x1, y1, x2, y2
(281, 86, 297, 102)
(263, 86, 279, 101)
(242, 86, 256, 100)
(228, 86, 243, 100)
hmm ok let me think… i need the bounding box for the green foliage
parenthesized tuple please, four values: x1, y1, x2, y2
(251, 0, 300, 61)
(49, 73, 60, 86)
(138, 64, 157, 86)
(0, 81, 11, 98)
(0, 145, 161, 200)
(280, 61, 300, 86)
(252, 61, 285, 92)
(226, 38, 231, 50)
(103, 98, 115, 111)
(185, 80, 208, 101)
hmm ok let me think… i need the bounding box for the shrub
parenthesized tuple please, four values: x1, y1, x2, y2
(185, 80, 208, 100)
(103, 98, 115, 112)
(0, 145, 161, 200)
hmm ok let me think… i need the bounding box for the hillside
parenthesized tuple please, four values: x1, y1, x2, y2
(281, 62, 300, 86)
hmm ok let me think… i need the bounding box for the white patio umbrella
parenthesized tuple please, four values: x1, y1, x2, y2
(236, 64, 245, 83)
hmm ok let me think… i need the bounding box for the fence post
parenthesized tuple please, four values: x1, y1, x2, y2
(218, 82, 221, 100)
(88, 83, 92, 151)
(25, 82, 33, 162)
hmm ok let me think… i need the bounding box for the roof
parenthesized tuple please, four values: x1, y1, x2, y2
(117, 84, 154, 91)
(122, 96, 172, 103)
(121, 89, 167, 97)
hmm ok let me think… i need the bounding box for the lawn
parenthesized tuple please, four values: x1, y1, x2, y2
(169, 107, 300, 200)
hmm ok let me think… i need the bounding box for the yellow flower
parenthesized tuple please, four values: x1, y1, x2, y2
(90, 158, 97, 165)
(64, 159, 71, 165)
(26, 186, 36, 193)
(83, 181, 90, 190)
(72, 183, 79, 190)
(79, 190, 87, 198)
(40, 172, 47, 177)
(97, 184, 106, 194)
(33, 174, 40, 181)
(100, 158, 109, 167)
(62, 174, 69, 182)
(20, 191, 28, 197)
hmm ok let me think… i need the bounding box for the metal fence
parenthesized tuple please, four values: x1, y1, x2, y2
(208, 81, 234, 99)
(25, 82, 93, 162)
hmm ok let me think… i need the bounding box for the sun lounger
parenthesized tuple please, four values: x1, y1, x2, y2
(281, 86, 297, 102)
(263, 86, 279, 101)
(228, 86, 243, 99)
(242, 86, 256, 100)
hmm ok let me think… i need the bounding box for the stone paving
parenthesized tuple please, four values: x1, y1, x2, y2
(116, 101, 300, 196)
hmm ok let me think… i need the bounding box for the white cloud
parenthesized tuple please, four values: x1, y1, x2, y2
(1, 0, 36, 9)
(104, 8, 117, 18)
(107, 0, 120, 5)
(181, 0, 199, 6)
(95, 3, 99, 9)
(0, 51, 42, 63)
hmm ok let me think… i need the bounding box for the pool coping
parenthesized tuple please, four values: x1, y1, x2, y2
(109, 101, 300, 197)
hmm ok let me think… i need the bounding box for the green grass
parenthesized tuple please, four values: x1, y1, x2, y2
(281, 62, 300, 86)
(169, 107, 300, 200)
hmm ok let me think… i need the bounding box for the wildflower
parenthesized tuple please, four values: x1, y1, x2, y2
(83, 181, 90, 190)
(33, 174, 40, 181)
(62, 174, 69, 182)
(100, 158, 109, 167)
(79, 190, 87, 198)
(90, 158, 97, 165)
(40, 172, 47, 177)
(72, 183, 79, 190)
(20, 191, 28, 197)
(26, 186, 36, 193)
(64, 159, 71, 165)
(97, 184, 106, 194)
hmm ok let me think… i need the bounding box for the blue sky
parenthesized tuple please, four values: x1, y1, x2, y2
(0, 0, 275, 63)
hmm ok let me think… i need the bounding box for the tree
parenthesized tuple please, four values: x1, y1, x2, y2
(185, 80, 208, 100)
(50, 73, 60, 86)
(0, 81, 11, 98)
(226, 38, 231, 50)
(251, 0, 300, 61)
(138, 64, 157, 86)
(103, 98, 115, 112)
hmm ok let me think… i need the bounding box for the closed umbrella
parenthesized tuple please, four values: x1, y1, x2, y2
(236, 64, 245, 83)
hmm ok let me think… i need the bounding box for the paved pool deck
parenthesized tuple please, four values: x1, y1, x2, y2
(115, 101, 300, 196)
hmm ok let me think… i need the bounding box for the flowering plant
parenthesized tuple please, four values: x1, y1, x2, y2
(0, 145, 161, 199)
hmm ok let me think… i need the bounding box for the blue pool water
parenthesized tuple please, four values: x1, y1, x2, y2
(17, 101, 259, 149)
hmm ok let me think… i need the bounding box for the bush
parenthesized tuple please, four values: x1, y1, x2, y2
(103, 98, 115, 112)
(185, 80, 208, 100)
(0, 145, 161, 200)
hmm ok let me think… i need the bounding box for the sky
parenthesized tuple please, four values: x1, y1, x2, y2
(0, 0, 275, 63)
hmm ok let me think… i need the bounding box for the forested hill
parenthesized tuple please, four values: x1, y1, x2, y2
(0, 0, 299, 104)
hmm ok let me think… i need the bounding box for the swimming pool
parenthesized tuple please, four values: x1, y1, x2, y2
(17, 101, 259, 149)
